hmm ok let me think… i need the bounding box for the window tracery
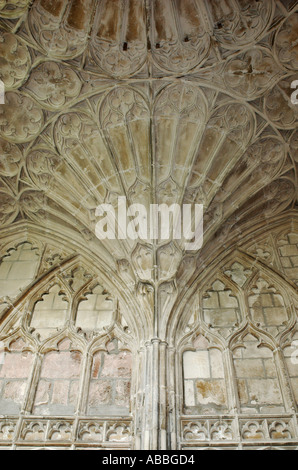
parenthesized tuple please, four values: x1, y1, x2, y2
(178, 244, 298, 449)
(0, 237, 134, 449)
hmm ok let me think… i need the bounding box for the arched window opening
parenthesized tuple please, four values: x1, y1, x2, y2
(76, 284, 115, 332)
(182, 335, 228, 415)
(277, 233, 298, 287)
(233, 334, 284, 414)
(30, 285, 69, 341)
(88, 341, 132, 417)
(202, 279, 241, 338)
(248, 277, 289, 337)
(33, 338, 82, 416)
(283, 331, 298, 407)
(0, 338, 34, 416)
(0, 243, 39, 298)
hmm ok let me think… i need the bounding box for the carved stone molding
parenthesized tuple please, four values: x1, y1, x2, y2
(0, 92, 44, 143)
(0, 0, 297, 452)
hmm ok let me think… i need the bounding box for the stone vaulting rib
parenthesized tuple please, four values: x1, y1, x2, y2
(0, 0, 297, 451)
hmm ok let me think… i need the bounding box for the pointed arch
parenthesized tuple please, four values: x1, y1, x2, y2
(74, 282, 116, 334)
(32, 336, 83, 417)
(179, 327, 228, 416)
(0, 241, 40, 299)
(280, 328, 298, 409)
(86, 334, 133, 418)
(0, 333, 35, 416)
(229, 324, 285, 415)
(245, 267, 295, 339)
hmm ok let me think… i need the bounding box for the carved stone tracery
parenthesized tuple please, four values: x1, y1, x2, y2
(0, 0, 297, 451)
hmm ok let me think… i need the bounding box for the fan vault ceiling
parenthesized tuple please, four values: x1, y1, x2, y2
(0, 0, 297, 339)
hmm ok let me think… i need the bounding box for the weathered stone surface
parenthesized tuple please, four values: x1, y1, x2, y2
(0, 0, 297, 452)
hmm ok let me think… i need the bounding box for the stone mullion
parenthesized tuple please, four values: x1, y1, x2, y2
(151, 338, 160, 450)
(72, 348, 91, 450)
(273, 347, 297, 414)
(138, 338, 170, 450)
(134, 346, 146, 450)
(143, 341, 152, 450)
(136, 338, 174, 450)
(12, 350, 43, 446)
(168, 346, 178, 450)
(75, 349, 92, 416)
(223, 348, 241, 414)
(21, 350, 43, 415)
(159, 340, 168, 450)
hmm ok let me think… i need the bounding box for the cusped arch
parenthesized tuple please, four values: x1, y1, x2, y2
(0, 240, 41, 300)
(229, 324, 286, 415)
(86, 334, 134, 417)
(29, 282, 71, 343)
(0, 332, 36, 416)
(245, 266, 296, 339)
(33, 335, 84, 417)
(177, 323, 226, 353)
(179, 327, 229, 415)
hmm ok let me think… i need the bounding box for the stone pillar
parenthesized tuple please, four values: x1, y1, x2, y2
(135, 338, 171, 450)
